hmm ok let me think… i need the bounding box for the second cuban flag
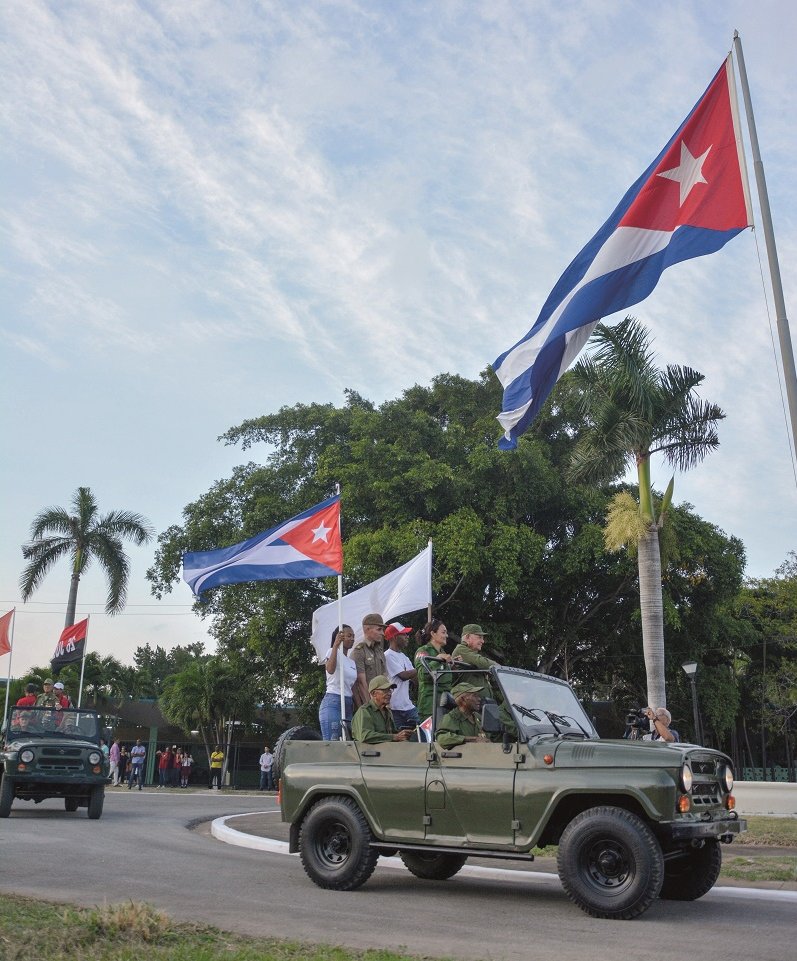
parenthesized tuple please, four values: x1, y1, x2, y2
(493, 55, 753, 449)
(183, 494, 342, 597)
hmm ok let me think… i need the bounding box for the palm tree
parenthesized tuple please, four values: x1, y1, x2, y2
(568, 317, 723, 709)
(20, 487, 153, 627)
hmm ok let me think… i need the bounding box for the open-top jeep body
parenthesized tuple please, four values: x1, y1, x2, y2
(0, 706, 109, 819)
(279, 666, 745, 919)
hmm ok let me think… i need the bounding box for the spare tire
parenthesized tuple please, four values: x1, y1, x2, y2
(273, 725, 323, 782)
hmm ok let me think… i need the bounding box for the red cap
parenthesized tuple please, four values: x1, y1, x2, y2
(384, 622, 413, 642)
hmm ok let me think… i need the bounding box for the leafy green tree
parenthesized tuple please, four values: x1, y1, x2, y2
(20, 487, 153, 627)
(568, 318, 724, 709)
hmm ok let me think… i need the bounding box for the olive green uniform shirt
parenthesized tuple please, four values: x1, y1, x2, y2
(450, 642, 499, 700)
(435, 707, 483, 748)
(351, 700, 398, 744)
(414, 642, 453, 719)
(35, 692, 61, 709)
(350, 641, 387, 689)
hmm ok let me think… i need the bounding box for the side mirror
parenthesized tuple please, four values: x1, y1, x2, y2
(481, 700, 502, 734)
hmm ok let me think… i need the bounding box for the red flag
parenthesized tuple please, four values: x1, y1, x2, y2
(0, 609, 13, 657)
(52, 618, 89, 669)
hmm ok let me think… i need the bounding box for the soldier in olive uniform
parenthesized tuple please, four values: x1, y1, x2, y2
(435, 682, 489, 748)
(350, 613, 388, 709)
(351, 676, 413, 744)
(35, 678, 63, 709)
(414, 619, 454, 720)
(451, 624, 500, 700)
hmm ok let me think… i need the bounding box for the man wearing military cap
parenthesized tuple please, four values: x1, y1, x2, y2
(451, 624, 500, 700)
(350, 613, 388, 709)
(35, 678, 63, 709)
(435, 682, 488, 748)
(351, 675, 413, 744)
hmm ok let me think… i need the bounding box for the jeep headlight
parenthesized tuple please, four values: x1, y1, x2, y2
(680, 762, 693, 792)
(721, 764, 734, 793)
(88, 751, 102, 765)
(20, 749, 34, 763)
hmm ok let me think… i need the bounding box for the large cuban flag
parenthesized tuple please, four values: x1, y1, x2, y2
(183, 495, 342, 597)
(493, 56, 753, 449)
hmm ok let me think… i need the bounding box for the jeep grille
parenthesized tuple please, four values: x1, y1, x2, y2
(38, 747, 84, 772)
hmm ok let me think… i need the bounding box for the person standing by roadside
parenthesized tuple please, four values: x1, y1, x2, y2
(128, 738, 146, 790)
(157, 745, 172, 788)
(350, 613, 387, 709)
(259, 746, 274, 791)
(209, 745, 224, 789)
(644, 707, 680, 742)
(384, 622, 420, 730)
(180, 749, 193, 787)
(109, 738, 121, 786)
(319, 624, 357, 740)
(118, 746, 129, 785)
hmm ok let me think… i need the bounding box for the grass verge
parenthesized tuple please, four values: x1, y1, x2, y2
(0, 897, 438, 961)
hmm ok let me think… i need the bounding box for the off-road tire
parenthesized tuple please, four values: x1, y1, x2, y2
(659, 841, 722, 900)
(87, 784, 104, 820)
(400, 851, 468, 880)
(273, 725, 322, 783)
(298, 796, 378, 890)
(557, 806, 664, 920)
(0, 773, 13, 818)
(64, 797, 79, 812)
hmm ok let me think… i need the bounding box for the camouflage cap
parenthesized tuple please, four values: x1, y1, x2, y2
(451, 682, 483, 698)
(43, 678, 54, 685)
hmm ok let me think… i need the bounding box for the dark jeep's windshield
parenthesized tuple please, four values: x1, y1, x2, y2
(5, 707, 102, 742)
(494, 669, 598, 739)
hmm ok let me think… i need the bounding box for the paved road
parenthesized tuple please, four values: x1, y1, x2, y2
(0, 789, 794, 961)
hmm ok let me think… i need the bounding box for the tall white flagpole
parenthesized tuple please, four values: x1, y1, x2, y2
(77, 615, 90, 707)
(426, 538, 433, 622)
(335, 484, 346, 739)
(2, 609, 16, 720)
(733, 31, 797, 451)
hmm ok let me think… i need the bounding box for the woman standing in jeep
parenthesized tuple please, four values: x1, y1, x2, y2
(414, 620, 453, 721)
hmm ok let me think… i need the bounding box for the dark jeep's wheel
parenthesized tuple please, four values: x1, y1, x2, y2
(64, 797, 79, 812)
(0, 773, 13, 818)
(400, 851, 468, 880)
(557, 806, 664, 920)
(299, 796, 378, 890)
(660, 841, 722, 900)
(273, 725, 323, 783)
(87, 784, 104, 819)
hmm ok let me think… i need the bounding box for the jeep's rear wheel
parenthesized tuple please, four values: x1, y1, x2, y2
(273, 725, 323, 783)
(660, 841, 722, 900)
(400, 851, 468, 880)
(299, 796, 378, 890)
(87, 784, 104, 819)
(64, 797, 79, 812)
(557, 806, 663, 920)
(0, 773, 13, 818)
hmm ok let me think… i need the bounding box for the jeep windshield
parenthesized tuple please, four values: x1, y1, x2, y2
(5, 707, 102, 742)
(494, 669, 598, 739)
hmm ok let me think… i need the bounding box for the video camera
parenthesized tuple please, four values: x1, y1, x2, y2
(623, 708, 650, 739)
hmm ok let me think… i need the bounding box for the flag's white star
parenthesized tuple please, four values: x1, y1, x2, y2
(657, 140, 711, 206)
(311, 521, 331, 543)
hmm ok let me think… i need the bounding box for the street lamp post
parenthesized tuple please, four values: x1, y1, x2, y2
(682, 660, 702, 744)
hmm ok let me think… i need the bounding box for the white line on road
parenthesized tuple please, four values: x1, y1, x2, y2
(211, 814, 797, 903)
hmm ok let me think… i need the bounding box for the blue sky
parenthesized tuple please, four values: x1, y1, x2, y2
(2, 1, 796, 676)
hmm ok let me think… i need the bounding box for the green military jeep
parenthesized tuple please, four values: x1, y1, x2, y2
(0, 706, 109, 819)
(278, 666, 745, 919)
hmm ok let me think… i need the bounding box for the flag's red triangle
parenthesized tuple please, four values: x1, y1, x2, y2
(280, 500, 342, 573)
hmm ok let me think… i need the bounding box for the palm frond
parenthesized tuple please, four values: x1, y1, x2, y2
(95, 510, 154, 545)
(28, 507, 76, 541)
(90, 532, 130, 614)
(19, 539, 72, 599)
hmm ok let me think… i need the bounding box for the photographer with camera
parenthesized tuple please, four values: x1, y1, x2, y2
(643, 706, 679, 742)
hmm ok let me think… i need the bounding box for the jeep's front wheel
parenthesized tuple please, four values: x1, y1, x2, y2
(87, 784, 104, 819)
(400, 851, 468, 880)
(557, 806, 663, 920)
(299, 796, 378, 890)
(0, 773, 13, 818)
(659, 841, 722, 900)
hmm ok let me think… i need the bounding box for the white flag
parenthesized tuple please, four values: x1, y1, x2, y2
(310, 545, 432, 661)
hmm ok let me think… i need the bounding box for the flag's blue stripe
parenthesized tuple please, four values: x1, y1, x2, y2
(192, 559, 341, 594)
(498, 222, 743, 449)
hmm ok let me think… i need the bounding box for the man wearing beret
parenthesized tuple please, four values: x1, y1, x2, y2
(451, 624, 500, 700)
(435, 682, 489, 748)
(350, 612, 388, 708)
(351, 675, 413, 744)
